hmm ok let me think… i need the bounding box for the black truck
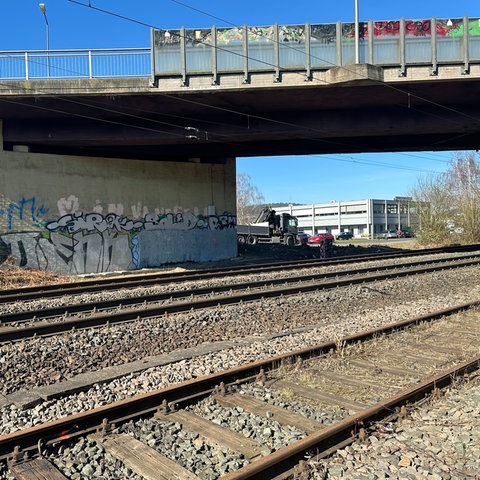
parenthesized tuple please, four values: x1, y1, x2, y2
(236, 207, 299, 246)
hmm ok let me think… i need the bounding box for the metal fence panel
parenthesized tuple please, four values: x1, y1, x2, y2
(0, 48, 150, 80)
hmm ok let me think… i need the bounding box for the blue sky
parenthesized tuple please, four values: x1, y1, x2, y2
(1, 1, 477, 204)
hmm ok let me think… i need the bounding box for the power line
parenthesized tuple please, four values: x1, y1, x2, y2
(315, 154, 445, 174)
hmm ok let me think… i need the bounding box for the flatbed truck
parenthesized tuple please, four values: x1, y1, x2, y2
(236, 207, 299, 246)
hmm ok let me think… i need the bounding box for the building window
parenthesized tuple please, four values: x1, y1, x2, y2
(399, 203, 409, 214)
(343, 210, 366, 215)
(387, 204, 398, 214)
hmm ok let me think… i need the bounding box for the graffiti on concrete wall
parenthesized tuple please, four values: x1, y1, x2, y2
(44, 210, 236, 234)
(1, 229, 135, 273)
(0, 201, 236, 274)
(0, 196, 49, 230)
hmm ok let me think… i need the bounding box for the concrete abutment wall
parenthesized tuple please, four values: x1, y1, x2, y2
(0, 150, 237, 274)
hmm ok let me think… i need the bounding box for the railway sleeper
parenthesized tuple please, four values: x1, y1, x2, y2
(9, 456, 68, 480)
(103, 433, 200, 480)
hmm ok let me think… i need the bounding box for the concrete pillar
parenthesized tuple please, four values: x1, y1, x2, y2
(0, 150, 237, 274)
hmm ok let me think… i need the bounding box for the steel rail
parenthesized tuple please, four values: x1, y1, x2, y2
(1, 300, 478, 465)
(2, 252, 479, 325)
(1, 244, 478, 303)
(1, 256, 479, 343)
(220, 354, 480, 479)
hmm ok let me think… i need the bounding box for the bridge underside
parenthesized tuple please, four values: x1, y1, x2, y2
(1, 67, 480, 161)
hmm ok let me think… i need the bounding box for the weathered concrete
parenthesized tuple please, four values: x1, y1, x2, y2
(0, 150, 237, 273)
(137, 228, 236, 267)
(325, 63, 384, 85)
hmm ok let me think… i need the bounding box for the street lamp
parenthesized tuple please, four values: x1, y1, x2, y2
(39, 3, 50, 76)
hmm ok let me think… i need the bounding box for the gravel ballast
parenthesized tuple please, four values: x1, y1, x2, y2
(0, 247, 479, 479)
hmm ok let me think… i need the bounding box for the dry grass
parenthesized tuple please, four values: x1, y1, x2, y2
(0, 257, 72, 289)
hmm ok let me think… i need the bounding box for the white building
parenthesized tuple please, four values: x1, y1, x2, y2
(274, 197, 417, 238)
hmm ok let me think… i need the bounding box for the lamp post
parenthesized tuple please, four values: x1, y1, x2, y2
(39, 3, 50, 77)
(354, 0, 359, 63)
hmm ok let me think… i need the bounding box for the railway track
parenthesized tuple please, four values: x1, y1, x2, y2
(1, 303, 479, 479)
(1, 252, 480, 343)
(1, 244, 479, 304)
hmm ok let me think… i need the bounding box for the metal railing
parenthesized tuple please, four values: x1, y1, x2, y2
(0, 48, 151, 80)
(1, 16, 479, 82)
(152, 16, 480, 83)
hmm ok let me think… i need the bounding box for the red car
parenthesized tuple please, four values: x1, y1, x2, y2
(307, 232, 334, 245)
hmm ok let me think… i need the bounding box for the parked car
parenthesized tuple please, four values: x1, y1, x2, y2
(307, 232, 335, 245)
(297, 231, 310, 245)
(397, 229, 413, 238)
(377, 229, 398, 239)
(336, 232, 353, 240)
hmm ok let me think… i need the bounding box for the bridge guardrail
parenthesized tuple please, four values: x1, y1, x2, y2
(152, 16, 480, 83)
(0, 48, 151, 81)
(0, 17, 479, 83)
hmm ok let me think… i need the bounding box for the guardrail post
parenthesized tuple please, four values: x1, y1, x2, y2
(150, 29, 157, 87)
(336, 20, 342, 66)
(431, 17, 438, 75)
(211, 25, 218, 85)
(463, 15, 470, 74)
(88, 50, 93, 79)
(180, 26, 187, 86)
(399, 17, 406, 76)
(273, 23, 280, 82)
(368, 19, 374, 64)
(24, 52, 29, 80)
(305, 22, 312, 81)
(243, 25, 249, 84)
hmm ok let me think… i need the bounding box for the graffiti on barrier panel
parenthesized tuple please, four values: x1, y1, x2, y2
(154, 17, 480, 49)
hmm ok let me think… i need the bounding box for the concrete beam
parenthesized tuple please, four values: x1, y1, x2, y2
(326, 63, 384, 85)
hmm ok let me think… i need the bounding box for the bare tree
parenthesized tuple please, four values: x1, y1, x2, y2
(446, 152, 480, 242)
(236, 173, 265, 224)
(412, 152, 480, 246)
(411, 175, 452, 245)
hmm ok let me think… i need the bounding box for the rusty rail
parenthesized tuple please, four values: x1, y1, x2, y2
(2, 256, 480, 343)
(1, 299, 479, 464)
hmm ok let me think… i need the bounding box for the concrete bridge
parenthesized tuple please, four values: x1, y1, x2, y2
(1, 16, 479, 274)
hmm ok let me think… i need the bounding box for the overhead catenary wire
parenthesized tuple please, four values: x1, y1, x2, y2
(316, 154, 444, 174)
